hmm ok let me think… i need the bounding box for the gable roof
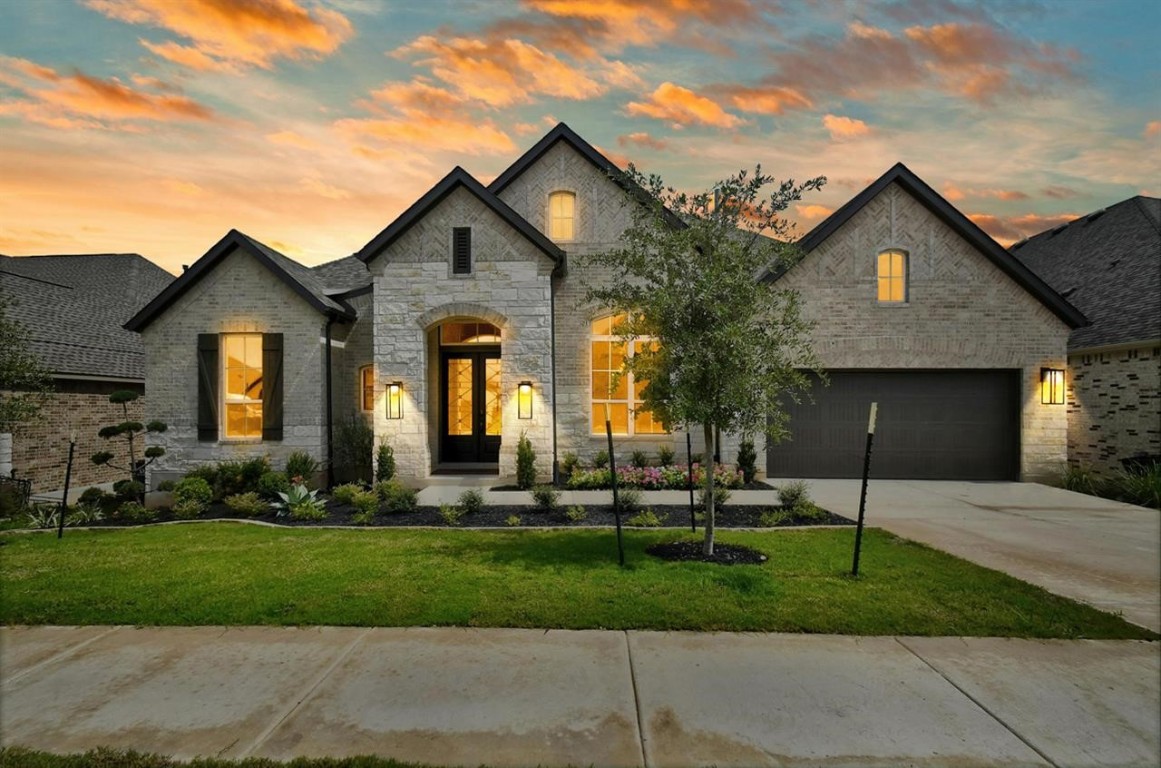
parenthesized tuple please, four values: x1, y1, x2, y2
(770, 163, 1087, 329)
(1011, 195, 1160, 350)
(125, 229, 355, 333)
(355, 166, 565, 266)
(312, 255, 371, 294)
(0, 253, 174, 380)
(488, 122, 686, 230)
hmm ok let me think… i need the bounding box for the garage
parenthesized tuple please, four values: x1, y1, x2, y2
(766, 371, 1021, 480)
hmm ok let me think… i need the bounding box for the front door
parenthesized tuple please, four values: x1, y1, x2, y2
(440, 348, 501, 464)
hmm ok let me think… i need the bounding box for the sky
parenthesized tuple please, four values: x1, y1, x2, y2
(1, 0, 1158, 275)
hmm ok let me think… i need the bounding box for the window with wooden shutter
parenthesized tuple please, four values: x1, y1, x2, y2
(197, 334, 219, 442)
(262, 333, 283, 441)
(452, 227, 471, 274)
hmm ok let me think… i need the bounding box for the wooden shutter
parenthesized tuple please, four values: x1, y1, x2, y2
(452, 227, 471, 274)
(262, 333, 284, 441)
(196, 334, 219, 442)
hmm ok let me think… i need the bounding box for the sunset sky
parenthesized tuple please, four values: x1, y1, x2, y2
(1, 0, 1158, 275)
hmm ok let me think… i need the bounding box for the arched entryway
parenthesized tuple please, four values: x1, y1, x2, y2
(435, 319, 503, 467)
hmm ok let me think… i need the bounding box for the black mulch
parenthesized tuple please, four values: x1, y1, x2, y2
(493, 481, 776, 492)
(646, 540, 769, 565)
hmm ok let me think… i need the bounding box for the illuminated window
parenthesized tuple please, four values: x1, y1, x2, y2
(549, 191, 576, 242)
(439, 321, 502, 344)
(223, 334, 263, 438)
(360, 366, 375, 412)
(877, 249, 908, 303)
(590, 314, 666, 436)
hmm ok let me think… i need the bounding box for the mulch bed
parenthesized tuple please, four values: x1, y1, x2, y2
(646, 540, 769, 565)
(493, 481, 776, 492)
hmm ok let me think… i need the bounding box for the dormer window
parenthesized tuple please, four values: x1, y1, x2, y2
(548, 191, 576, 242)
(877, 249, 908, 303)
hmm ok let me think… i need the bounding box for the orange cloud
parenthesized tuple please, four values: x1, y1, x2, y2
(726, 85, 813, 115)
(0, 56, 214, 129)
(822, 114, 870, 140)
(795, 204, 833, 220)
(969, 212, 1078, 245)
(944, 183, 1030, 202)
(618, 132, 669, 151)
(522, 0, 765, 50)
(942, 183, 965, 201)
(1041, 185, 1078, 199)
(626, 82, 742, 129)
(85, 0, 352, 71)
(1146, 120, 1161, 137)
(299, 177, 351, 200)
(336, 115, 516, 157)
(266, 130, 318, 150)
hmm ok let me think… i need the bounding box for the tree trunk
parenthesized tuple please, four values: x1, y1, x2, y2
(703, 422, 716, 556)
(123, 401, 139, 484)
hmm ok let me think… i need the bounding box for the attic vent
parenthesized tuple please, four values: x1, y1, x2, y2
(1084, 208, 1107, 224)
(1061, 286, 1077, 298)
(452, 227, 471, 275)
(1049, 223, 1068, 236)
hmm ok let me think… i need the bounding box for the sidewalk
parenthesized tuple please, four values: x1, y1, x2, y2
(2, 625, 1158, 767)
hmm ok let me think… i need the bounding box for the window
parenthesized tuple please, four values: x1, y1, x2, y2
(439, 321, 501, 344)
(549, 191, 576, 242)
(590, 314, 666, 435)
(877, 249, 908, 303)
(452, 227, 471, 274)
(223, 334, 263, 438)
(360, 366, 375, 412)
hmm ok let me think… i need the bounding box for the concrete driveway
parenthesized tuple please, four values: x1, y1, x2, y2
(796, 480, 1161, 632)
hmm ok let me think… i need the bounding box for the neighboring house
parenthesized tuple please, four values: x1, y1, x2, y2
(0, 253, 174, 491)
(1011, 196, 1161, 474)
(125, 123, 1084, 486)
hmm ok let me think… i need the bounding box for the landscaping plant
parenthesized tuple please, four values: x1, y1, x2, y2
(516, 431, 537, 489)
(256, 470, 291, 500)
(64, 504, 104, 527)
(114, 501, 157, 524)
(737, 439, 757, 484)
(376, 441, 396, 482)
(564, 505, 587, 522)
(224, 492, 266, 517)
(560, 451, 580, 481)
(377, 480, 418, 514)
(331, 483, 364, 506)
(657, 445, 675, 466)
(505, 514, 522, 526)
(90, 390, 167, 496)
(333, 414, 374, 483)
(778, 480, 810, 508)
(171, 500, 204, 520)
(614, 486, 643, 516)
(172, 477, 212, 513)
(272, 482, 326, 521)
(531, 484, 560, 513)
(592, 450, 609, 469)
(457, 488, 485, 515)
(630, 449, 650, 469)
(350, 489, 379, 525)
(439, 504, 465, 526)
(626, 509, 666, 527)
(285, 451, 320, 488)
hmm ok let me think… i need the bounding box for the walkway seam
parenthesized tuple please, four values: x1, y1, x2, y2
(623, 631, 650, 768)
(894, 637, 1060, 768)
(1, 625, 122, 688)
(235, 627, 371, 759)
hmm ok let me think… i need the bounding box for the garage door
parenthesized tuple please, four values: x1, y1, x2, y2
(766, 371, 1020, 480)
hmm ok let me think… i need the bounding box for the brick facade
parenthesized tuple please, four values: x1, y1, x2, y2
(1068, 344, 1161, 473)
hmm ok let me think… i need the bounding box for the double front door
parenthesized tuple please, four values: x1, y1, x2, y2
(440, 348, 501, 464)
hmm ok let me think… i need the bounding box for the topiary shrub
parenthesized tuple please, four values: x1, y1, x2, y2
(736, 439, 757, 484)
(90, 390, 167, 499)
(516, 432, 537, 490)
(113, 479, 145, 501)
(376, 442, 396, 482)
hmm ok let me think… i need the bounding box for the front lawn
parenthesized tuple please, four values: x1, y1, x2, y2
(0, 524, 1153, 638)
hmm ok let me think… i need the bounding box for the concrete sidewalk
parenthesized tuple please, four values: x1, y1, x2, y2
(2, 625, 1158, 767)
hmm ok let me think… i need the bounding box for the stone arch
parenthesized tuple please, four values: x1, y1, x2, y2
(416, 303, 509, 332)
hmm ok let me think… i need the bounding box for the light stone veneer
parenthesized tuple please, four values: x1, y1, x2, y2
(775, 183, 1071, 480)
(141, 247, 329, 485)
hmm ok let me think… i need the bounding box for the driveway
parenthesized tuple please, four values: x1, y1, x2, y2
(798, 480, 1161, 632)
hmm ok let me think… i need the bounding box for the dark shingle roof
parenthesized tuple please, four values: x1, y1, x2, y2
(1011, 196, 1160, 350)
(312, 255, 370, 293)
(0, 253, 174, 380)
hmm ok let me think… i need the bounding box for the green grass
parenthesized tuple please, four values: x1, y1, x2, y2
(0, 746, 430, 768)
(0, 523, 1153, 638)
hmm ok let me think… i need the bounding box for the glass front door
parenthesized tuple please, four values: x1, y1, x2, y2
(440, 348, 501, 463)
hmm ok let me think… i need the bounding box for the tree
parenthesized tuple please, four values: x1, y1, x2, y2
(585, 166, 825, 555)
(0, 294, 51, 434)
(91, 390, 167, 496)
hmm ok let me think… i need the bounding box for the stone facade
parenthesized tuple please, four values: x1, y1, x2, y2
(775, 183, 1072, 481)
(140, 246, 330, 486)
(1068, 344, 1161, 474)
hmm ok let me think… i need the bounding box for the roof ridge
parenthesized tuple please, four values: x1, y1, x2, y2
(1131, 196, 1161, 236)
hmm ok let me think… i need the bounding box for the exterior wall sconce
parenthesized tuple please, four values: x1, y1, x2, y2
(387, 381, 404, 419)
(518, 381, 533, 419)
(1040, 368, 1065, 405)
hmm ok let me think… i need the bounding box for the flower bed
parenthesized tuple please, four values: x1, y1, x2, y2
(566, 463, 744, 490)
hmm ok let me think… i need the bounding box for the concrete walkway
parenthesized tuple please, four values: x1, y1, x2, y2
(1, 625, 1157, 767)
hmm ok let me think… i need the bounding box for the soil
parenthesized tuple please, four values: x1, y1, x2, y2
(646, 540, 769, 565)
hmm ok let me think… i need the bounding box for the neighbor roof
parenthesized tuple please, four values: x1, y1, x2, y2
(0, 253, 174, 380)
(1011, 195, 1160, 350)
(355, 167, 565, 266)
(767, 163, 1087, 329)
(125, 230, 356, 333)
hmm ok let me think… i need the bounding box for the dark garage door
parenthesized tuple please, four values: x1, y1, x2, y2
(767, 371, 1020, 480)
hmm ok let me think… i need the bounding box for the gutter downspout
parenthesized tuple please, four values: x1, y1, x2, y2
(325, 315, 336, 490)
(550, 273, 560, 486)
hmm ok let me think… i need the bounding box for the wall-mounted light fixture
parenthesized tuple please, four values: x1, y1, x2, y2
(518, 381, 533, 419)
(1040, 368, 1065, 405)
(387, 381, 404, 419)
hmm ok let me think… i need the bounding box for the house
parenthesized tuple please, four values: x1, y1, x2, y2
(125, 124, 1084, 486)
(1011, 196, 1161, 474)
(0, 253, 174, 491)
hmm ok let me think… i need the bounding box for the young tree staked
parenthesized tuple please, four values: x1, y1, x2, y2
(585, 166, 825, 555)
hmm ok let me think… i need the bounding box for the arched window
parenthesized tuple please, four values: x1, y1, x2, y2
(877, 249, 908, 303)
(548, 191, 576, 242)
(590, 313, 666, 435)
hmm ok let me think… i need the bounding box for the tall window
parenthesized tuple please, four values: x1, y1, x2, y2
(360, 366, 375, 412)
(223, 334, 263, 438)
(877, 249, 908, 303)
(549, 191, 576, 242)
(590, 314, 666, 435)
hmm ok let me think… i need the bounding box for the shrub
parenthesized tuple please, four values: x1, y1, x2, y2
(627, 508, 666, 527)
(439, 504, 465, 526)
(351, 509, 376, 526)
(156, 480, 176, 492)
(285, 451, 320, 487)
(758, 509, 790, 527)
(689, 452, 703, 465)
(377, 480, 417, 514)
(630, 449, 650, 469)
(214, 457, 270, 498)
(505, 514, 522, 527)
(112, 479, 145, 500)
(78, 486, 112, 507)
(334, 415, 374, 482)
(289, 501, 327, 522)
(778, 480, 810, 508)
(116, 501, 157, 524)
(565, 468, 613, 490)
(272, 483, 326, 521)
(1107, 465, 1161, 509)
(516, 432, 537, 489)
(560, 451, 580, 481)
(657, 446, 675, 466)
(531, 484, 560, 513)
(614, 487, 643, 516)
(792, 501, 827, 522)
(65, 504, 104, 526)
(737, 439, 757, 484)
(564, 505, 587, 523)
(171, 500, 204, 520)
(331, 483, 364, 506)
(173, 476, 213, 508)
(256, 471, 291, 500)
(698, 485, 731, 510)
(592, 450, 609, 469)
(224, 492, 266, 517)
(351, 489, 380, 518)
(457, 489, 485, 515)
(376, 442, 396, 482)
(1060, 464, 1104, 496)
(25, 503, 59, 529)
(185, 464, 219, 490)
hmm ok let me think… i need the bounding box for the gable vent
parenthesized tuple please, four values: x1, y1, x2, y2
(452, 227, 471, 274)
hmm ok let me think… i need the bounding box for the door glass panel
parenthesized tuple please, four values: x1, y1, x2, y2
(447, 358, 473, 436)
(485, 358, 501, 436)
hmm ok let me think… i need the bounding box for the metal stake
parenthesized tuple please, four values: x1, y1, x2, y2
(851, 403, 877, 576)
(606, 417, 624, 566)
(57, 431, 76, 540)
